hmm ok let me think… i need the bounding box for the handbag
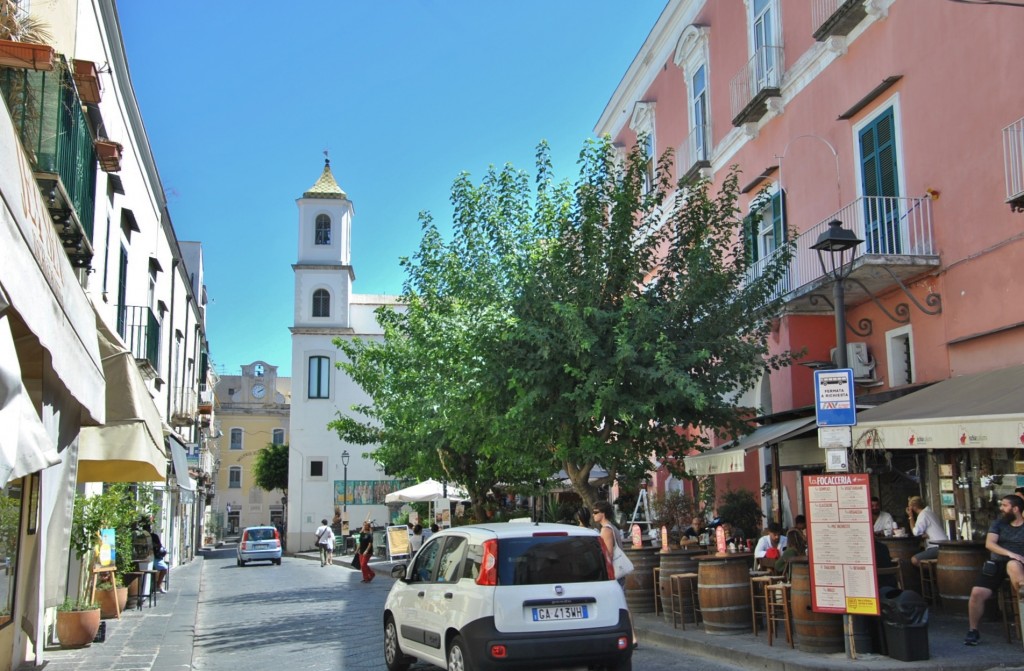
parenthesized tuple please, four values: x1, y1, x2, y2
(611, 544, 634, 578)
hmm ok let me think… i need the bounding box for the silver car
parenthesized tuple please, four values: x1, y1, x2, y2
(236, 526, 282, 566)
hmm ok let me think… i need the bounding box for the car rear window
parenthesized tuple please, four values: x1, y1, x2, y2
(497, 536, 607, 585)
(246, 528, 275, 541)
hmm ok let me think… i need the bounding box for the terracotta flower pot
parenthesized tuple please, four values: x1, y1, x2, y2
(56, 608, 101, 648)
(96, 586, 129, 619)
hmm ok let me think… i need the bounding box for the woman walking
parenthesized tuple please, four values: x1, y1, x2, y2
(315, 519, 334, 567)
(357, 521, 375, 582)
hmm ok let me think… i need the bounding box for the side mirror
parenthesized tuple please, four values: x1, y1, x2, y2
(391, 563, 408, 580)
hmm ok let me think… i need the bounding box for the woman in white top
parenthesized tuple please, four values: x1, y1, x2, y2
(592, 500, 624, 584)
(409, 524, 424, 555)
(314, 519, 334, 567)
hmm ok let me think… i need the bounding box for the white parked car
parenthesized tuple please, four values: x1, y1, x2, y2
(383, 522, 632, 671)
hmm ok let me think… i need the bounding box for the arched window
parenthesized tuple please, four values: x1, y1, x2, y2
(312, 289, 330, 317)
(272, 428, 285, 445)
(315, 214, 331, 245)
(230, 428, 243, 450)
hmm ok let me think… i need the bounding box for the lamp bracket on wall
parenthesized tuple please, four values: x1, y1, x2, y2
(808, 268, 942, 336)
(807, 293, 873, 336)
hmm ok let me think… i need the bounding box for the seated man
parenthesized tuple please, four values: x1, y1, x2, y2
(681, 516, 703, 542)
(907, 495, 948, 567)
(754, 522, 787, 561)
(964, 494, 1024, 646)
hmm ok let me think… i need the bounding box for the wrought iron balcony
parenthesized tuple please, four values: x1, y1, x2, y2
(0, 56, 97, 268)
(116, 305, 161, 378)
(1004, 117, 1024, 212)
(677, 124, 711, 183)
(746, 195, 939, 308)
(731, 46, 783, 127)
(812, 0, 869, 41)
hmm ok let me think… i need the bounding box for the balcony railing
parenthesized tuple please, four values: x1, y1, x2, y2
(172, 387, 198, 426)
(731, 45, 783, 126)
(117, 305, 161, 376)
(746, 195, 936, 302)
(1004, 117, 1024, 212)
(0, 56, 96, 266)
(812, 0, 868, 41)
(677, 124, 711, 183)
(198, 384, 214, 413)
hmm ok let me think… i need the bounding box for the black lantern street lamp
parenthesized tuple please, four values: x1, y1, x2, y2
(811, 220, 863, 369)
(341, 450, 350, 515)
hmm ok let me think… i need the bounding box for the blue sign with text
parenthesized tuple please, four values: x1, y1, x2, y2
(814, 369, 856, 426)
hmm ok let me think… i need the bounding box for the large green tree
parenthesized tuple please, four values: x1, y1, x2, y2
(506, 139, 794, 508)
(252, 443, 289, 494)
(331, 138, 794, 516)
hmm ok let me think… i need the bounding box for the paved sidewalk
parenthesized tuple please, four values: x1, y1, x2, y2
(21, 553, 203, 671)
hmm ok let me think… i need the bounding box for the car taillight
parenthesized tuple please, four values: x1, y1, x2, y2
(531, 531, 568, 537)
(273, 528, 281, 547)
(476, 539, 498, 586)
(602, 542, 616, 580)
(240, 532, 248, 550)
(489, 644, 507, 658)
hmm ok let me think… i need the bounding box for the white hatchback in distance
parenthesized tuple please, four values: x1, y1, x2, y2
(383, 522, 632, 671)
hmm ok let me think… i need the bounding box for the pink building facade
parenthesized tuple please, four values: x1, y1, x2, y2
(597, 0, 1024, 535)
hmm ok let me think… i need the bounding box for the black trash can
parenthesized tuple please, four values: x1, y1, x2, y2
(880, 588, 930, 661)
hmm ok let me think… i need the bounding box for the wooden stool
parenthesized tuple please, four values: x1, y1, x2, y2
(751, 574, 782, 635)
(765, 582, 793, 648)
(878, 557, 905, 591)
(1000, 579, 1022, 644)
(670, 573, 700, 630)
(919, 559, 938, 606)
(653, 566, 662, 615)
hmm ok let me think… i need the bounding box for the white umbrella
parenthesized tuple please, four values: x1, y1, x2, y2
(385, 478, 468, 503)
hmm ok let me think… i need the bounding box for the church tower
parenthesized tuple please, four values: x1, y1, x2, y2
(288, 158, 401, 551)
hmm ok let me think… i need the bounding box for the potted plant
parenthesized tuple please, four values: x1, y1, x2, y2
(94, 574, 127, 619)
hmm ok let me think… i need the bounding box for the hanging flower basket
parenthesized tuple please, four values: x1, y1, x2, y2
(0, 38, 54, 71)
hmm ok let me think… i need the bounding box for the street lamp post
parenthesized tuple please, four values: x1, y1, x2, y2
(341, 450, 350, 516)
(811, 220, 863, 369)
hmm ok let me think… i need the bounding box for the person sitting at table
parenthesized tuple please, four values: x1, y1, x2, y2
(907, 495, 948, 566)
(964, 494, 1024, 647)
(775, 529, 807, 577)
(754, 522, 787, 562)
(872, 496, 896, 535)
(681, 516, 703, 542)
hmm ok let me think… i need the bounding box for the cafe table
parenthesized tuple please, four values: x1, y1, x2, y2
(694, 552, 754, 634)
(935, 540, 988, 615)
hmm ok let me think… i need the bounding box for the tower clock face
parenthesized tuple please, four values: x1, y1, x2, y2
(252, 384, 266, 399)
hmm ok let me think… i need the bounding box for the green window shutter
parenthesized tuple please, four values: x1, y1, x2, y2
(743, 213, 758, 263)
(860, 108, 899, 198)
(771, 190, 786, 251)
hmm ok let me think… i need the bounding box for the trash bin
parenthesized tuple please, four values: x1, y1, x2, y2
(880, 588, 929, 661)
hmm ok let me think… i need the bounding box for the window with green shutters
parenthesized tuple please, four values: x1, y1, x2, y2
(743, 189, 786, 264)
(859, 107, 902, 253)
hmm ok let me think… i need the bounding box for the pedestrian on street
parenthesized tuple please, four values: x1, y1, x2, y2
(315, 519, 334, 567)
(357, 521, 375, 582)
(410, 524, 424, 555)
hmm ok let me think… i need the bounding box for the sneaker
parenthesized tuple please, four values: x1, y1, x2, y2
(964, 629, 980, 646)
(159, 587, 168, 594)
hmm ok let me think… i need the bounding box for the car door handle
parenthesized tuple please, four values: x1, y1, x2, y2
(444, 593, 454, 599)
(417, 591, 425, 598)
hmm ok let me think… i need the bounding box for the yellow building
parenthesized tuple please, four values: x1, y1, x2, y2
(213, 361, 290, 536)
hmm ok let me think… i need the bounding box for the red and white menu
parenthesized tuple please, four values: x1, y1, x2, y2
(804, 473, 879, 615)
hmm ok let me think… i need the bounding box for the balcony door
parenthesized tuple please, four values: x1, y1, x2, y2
(752, 0, 777, 90)
(859, 107, 903, 254)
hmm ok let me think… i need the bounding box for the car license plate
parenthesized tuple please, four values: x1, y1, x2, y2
(254, 543, 267, 550)
(531, 605, 588, 621)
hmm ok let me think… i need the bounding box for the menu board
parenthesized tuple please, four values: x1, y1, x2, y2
(804, 473, 879, 615)
(386, 525, 411, 560)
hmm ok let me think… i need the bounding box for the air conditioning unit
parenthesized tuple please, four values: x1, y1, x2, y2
(830, 342, 877, 380)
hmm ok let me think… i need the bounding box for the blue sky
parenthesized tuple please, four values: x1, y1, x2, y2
(117, 2, 666, 377)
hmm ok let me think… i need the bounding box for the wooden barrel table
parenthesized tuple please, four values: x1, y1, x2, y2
(790, 559, 845, 653)
(696, 553, 753, 635)
(622, 546, 659, 614)
(660, 549, 701, 623)
(878, 535, 924, 595)
(936, 541, 987, 616)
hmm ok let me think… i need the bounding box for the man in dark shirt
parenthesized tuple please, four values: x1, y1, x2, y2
(964, 494, 1024, 646)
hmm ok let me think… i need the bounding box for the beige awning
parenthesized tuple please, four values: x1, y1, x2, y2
(0, 300, 61, 486)
(853, 365, 1024, 450)
(683, 416, 817, 476)
(77, 314, 167, 483)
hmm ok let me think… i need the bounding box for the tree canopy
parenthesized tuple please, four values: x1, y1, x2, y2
(252, 443, 289, 494)
(331, 137, 794, 515)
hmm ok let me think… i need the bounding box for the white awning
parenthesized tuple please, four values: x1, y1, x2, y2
(168, 435, 195, 494)
(384, 479, 468, 503)
(853, 365, 1024, 450)
(78, 314, 167, 483)
(0, 302, 61, 486)
(683, 417, 817, 476)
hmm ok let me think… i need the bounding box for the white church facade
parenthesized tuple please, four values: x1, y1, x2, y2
(288, 159, 403, 551)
